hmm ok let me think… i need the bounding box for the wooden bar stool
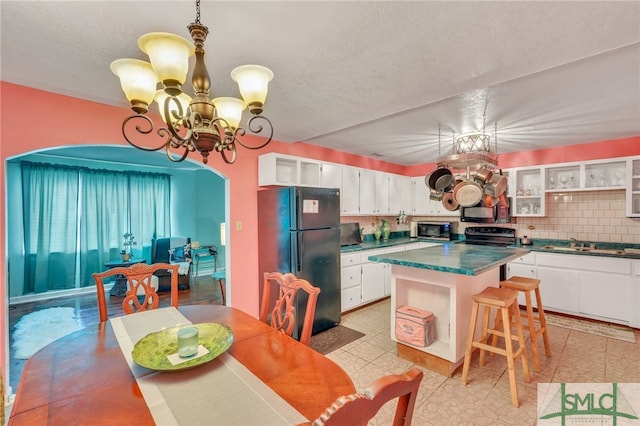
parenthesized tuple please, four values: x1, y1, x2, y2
(461, 286, 531, 408)
(498, 276, 551, 372)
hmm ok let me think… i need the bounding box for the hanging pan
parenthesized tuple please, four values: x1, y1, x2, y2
(442, 192, 460, 211)
(427, 167, 453, 192)
(483, 173, 508, 197)
(474, 166, 494, 185)
(429, 189, 443, 202)
(453, 179, 483, 207)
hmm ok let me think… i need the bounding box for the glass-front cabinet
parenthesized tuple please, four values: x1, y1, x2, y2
(545, 159, 626, 192)
(546, 165, 580, 190)
(627, 157, 640, 217)
(584, 160, 625, 189)
(512, 167, 545, 216)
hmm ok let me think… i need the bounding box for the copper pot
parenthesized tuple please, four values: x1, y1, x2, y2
(484, 173, 508, 197)
(474, 166, 494, 185)
(453, 179, 483, 207)
(483, 193, 499, 208)
(442, 192, 460, 211)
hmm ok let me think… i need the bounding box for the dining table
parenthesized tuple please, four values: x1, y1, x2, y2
(8, 305, 356, 425)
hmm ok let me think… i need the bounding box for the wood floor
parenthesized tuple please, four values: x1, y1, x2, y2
(8, 275, 224, 393)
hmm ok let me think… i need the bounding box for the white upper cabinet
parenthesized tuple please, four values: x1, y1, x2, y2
(411, 177, 430, 215)
(374, 172, 390, 214)
(359, 168, 376, 215)
(627, 157, 640, 217)
(258, 153, 321, 187)
(341, 166, 361, 215)
(512, 167, 545, 217)
(545, 159, 626, 192)
(320, 162, 343, 212)
(389, 174, 413, 215)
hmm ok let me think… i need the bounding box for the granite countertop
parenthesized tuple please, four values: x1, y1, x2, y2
(367, 242, 530, 276)
(508, 240, 640, 259)
(340, 237, 446, 253)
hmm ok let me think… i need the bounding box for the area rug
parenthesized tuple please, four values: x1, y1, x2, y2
(545, 313, 636, 343)
(310, 325, 365, 355)
(12, 307, 83, 359)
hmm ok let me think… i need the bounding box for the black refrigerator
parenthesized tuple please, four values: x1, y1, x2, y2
(257, 186, 341, 338)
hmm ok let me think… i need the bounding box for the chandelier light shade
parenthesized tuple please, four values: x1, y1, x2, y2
(110, 0, 275, 164)
(230, 65, 274, 114)
(212, 97, 246, 129)
(137, 32, 195, 92)
(110, 59, 158, 113)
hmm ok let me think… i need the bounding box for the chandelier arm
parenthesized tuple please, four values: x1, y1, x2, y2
(122, 114, 175, 152)
(163, 141, 191, 162)
(163, 102, 197, 145)
(233, 115, 274, 150)
(220, 142, 237, 164)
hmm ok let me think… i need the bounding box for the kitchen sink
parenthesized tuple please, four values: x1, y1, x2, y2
(541, 245, 626, 255)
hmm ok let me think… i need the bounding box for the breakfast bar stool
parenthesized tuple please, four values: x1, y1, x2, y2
(461, 286, 531, 408)
(497, 276, 551, 373)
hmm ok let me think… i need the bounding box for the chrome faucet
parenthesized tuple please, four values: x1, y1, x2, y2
(569, 237, 582, 247)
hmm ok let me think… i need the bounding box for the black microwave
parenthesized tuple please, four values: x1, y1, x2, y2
(416, 222, 451, 240)
(460, 198, 512, 224)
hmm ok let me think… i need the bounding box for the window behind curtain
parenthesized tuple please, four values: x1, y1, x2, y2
(21, 162, 171, 295)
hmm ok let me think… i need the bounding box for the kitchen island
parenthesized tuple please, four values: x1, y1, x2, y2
(368, 242, 529, 377)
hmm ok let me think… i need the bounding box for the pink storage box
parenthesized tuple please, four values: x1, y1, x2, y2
(395, 305, 435, 347)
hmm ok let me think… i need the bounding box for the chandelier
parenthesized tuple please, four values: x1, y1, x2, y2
(437, 117, 498, 171)
(110, 0, 274, 164)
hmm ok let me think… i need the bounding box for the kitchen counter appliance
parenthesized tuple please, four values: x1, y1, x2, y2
(258, 187, 341, 338)
(416, 221, 451, 240)
(463, 226, 517, 279)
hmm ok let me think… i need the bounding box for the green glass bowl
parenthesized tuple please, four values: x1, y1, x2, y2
(132, 323, 234, 371)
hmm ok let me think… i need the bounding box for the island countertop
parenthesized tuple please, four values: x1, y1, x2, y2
(368, 242, 530, 276)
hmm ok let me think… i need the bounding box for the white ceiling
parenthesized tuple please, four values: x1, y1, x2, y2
(2, 1, 639, 167)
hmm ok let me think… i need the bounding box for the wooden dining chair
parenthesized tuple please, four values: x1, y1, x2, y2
(300, 367, 424, 426)
(92, 262, 179, 322)
(260, 272, 321, 346)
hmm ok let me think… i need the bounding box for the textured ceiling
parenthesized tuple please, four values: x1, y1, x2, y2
(2, 1, 639, 167)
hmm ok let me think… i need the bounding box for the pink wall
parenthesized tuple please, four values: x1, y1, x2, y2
(1, 81, 639, 380)
(0, 82, 403, 378)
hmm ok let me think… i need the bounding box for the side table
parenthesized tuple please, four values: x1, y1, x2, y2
(104, 258, 147, 297)
(192, 246, 218, 281)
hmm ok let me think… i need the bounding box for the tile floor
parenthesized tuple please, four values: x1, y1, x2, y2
(331, 298, 640, 426)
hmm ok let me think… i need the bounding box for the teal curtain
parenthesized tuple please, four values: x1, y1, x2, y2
(79, 169, 129, 286)
(22, 163, 79, 293)
(129, 172, 171, 262)
(20, 162, 171, 295)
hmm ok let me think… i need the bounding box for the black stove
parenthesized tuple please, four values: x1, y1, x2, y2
(464, 226, 516, 247)
(463, 227, 516, 280)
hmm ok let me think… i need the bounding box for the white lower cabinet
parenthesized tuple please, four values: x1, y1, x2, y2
(579, 271, 632, 322)
(536, 266, 580, 314)
(341, 245, 412, 312)
(362, 260, 386, 302)
(340, 252, 362, 312)
(508, 251, 636, 325)
(506, 253, 538, 307)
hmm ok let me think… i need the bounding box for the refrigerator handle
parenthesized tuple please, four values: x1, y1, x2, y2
(291, 232, 302, 273)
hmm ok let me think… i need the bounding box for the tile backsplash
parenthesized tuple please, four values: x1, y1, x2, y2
(342, 190, 640, 244)
(513, 189, 640, 243)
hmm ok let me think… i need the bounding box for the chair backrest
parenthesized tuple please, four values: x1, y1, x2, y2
(92, 262, 179, 322)
(260, 272, 320, 346)
(301, 367, 424, 426)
